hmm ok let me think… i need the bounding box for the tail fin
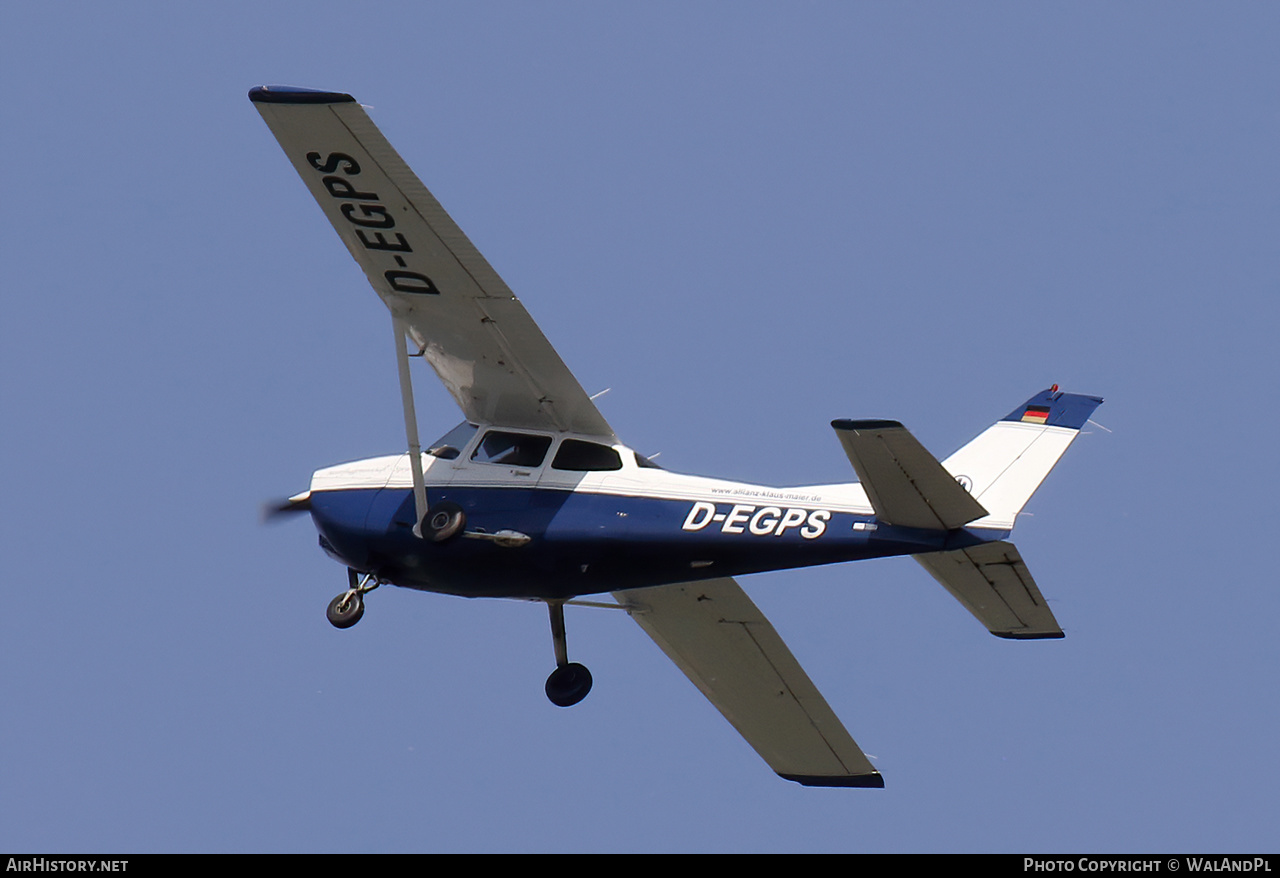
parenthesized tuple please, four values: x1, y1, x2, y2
(941, 387, 1103, 531)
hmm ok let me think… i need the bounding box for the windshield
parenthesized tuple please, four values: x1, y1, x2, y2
(426, 422, 478, 459)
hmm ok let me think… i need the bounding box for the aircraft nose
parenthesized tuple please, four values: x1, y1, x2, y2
(308, 489, 379, 570)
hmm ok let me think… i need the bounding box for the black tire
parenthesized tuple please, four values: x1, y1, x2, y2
(422, 501, 466, 543)
(545, 662, 593, 707)
(326, 592, 364, 629)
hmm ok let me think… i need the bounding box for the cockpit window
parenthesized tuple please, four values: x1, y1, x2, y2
(552, 439, 623, 472)
(470, 430, 552, 467)
(427, 422, 478, 459)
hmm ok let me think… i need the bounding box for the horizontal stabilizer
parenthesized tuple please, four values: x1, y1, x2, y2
(832, 420, 989, 530)
(914, 541, 1063, 639)
(615, 578, 883, 788)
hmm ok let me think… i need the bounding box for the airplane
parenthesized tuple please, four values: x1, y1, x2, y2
(251, 85, 1103, 788)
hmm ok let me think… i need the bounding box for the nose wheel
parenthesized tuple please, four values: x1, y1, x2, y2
(545, 601, 593, 707)
(326, 569, 380, 629)
(326, 591, 365, 628)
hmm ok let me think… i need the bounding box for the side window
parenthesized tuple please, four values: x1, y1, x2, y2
(470, 431, 552, 467)
(552, 439, 623, 472)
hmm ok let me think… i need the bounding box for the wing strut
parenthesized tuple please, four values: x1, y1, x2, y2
(392, 314, 429, 534)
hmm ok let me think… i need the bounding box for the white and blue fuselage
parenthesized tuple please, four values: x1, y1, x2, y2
(306, 422, 1006, 600)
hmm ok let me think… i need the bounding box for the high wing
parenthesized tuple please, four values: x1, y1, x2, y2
(614, 578, 883, 787)
(250, 86, 613, 439)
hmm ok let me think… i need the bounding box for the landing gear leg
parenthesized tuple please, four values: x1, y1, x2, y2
(544, 600, 593, 707)
(326, 569, 380, 629)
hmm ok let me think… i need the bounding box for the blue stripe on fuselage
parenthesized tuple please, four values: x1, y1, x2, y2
(308, 486, 1007, 599)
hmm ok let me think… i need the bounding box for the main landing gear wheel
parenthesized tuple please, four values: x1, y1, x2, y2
(326, 592, 364, 629)
(545, 662, 593, 707)
(421, 501, 466, 543)
(544, 600, 593, 707)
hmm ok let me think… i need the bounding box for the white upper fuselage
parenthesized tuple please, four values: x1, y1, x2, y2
(310, 427, 877, 521)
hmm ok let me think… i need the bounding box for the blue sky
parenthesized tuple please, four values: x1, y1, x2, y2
(3, 2, 1277, 853)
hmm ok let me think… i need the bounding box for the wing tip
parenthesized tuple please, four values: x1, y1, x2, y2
(778, 771, 885, 789)
(248, 85, 356, 105)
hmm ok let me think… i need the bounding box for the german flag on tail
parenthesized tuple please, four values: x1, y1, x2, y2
(1001, 388, 1104, 430)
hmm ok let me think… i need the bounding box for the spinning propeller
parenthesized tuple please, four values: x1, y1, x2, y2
(261, 492, 311, 523)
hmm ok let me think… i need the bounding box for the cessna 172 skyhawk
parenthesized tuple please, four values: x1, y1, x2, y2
(252, 85, 1102, 788)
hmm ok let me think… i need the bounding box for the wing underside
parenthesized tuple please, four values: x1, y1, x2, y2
(250, 86, 613, 438)
(614, 578, 883, 787)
